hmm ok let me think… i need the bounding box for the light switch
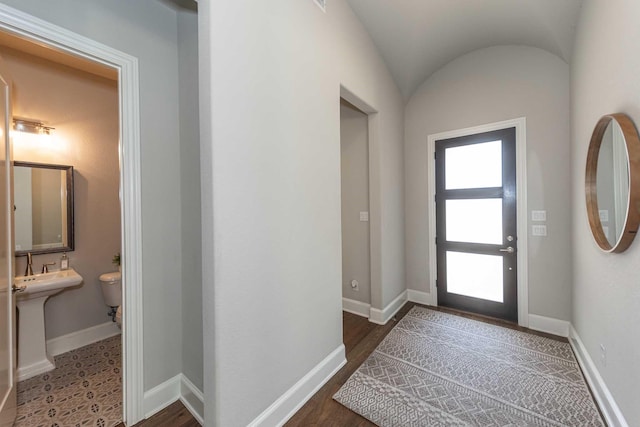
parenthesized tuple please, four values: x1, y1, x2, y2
(531, 210, 547, 222)
(599, 210, 609, 223)
(359, 211, 369, 222)
(532, 225, 547, 236)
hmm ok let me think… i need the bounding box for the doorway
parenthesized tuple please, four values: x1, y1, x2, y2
(0, 5, 144, 425)
(435, 128, 517, 321)
(340, 99, 371, 314)
(1, 31, 123, 426)
(427, 118, 529, 326)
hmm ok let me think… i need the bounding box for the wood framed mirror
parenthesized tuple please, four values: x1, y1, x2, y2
(585, 113, 640, 253)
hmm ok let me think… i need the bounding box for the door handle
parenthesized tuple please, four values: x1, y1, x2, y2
(12, 284, 26, 293)
(499, 246, 515, 254)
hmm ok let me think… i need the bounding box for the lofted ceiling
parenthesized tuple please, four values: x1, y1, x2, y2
(346, 0, 583, 100)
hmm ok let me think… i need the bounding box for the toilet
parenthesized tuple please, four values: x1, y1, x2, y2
(99, 271, 122, 327)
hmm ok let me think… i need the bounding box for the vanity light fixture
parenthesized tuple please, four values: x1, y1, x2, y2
(12, 118, 54, 135)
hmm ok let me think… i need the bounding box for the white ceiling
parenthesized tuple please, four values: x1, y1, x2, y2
(346, 0, 583, 99)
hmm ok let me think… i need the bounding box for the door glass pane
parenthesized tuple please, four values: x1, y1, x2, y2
(446, 199, 502, 244)
(447, 251, 504, 303)
(445, 140, 502, 189)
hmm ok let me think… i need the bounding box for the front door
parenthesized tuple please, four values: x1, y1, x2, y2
(0, 61, 15, 427)
(435, 127, 517, 321)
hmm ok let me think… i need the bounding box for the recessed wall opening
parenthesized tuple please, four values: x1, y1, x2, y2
(340, 98, 371, 320)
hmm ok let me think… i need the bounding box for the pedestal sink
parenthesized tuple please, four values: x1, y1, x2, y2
(15, 268, 83, 381)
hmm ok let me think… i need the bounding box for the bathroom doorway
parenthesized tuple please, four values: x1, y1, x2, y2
(0, 30, 125, 426)
(0, 5, 147, 422)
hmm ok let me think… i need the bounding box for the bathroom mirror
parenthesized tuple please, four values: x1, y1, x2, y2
(585, 113, 640, 253)
(13, 161, 74, 256)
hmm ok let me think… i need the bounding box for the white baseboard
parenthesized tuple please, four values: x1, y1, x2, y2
(569, 326, 628, 427)
(528, 314, 570, 337)
(47, 321, 121, 357)
(17, 357, 56, 382)
(248, 344, 346, 426)
(342, 297, 370, 318)
(143, 374, 182, 419)
(142, 374, 204, 424)
(407, 289, 434, 306)
(180, 375, 204, 425)
(369, 290, 407, 325)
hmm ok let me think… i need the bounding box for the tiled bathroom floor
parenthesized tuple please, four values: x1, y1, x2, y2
(16, 334, 122, 427)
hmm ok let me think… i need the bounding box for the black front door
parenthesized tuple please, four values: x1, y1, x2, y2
(435, 127, 518, 321)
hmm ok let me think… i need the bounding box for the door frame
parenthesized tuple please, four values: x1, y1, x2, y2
(339, 85, 384, 322)
(427, 118, 529, 327)
(0, 4, 144, 425)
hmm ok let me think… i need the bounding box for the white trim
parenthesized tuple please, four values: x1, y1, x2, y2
(248, 344, 346, 427)
(569, 326, 628, 427)
(47, 322, 121, 357)
(16, 357, 55, 382)
(0, 5, 144, 424)
(143, 374, 181, 419)
(342, 297, 371, 318)
(369, 291, 407, 325)
(407, 289, 434, 306)
(180, 375, 204, 425)
(142, 374, 203, 425)
(427, 118, 529, 326)
(527, 314, 569, 338)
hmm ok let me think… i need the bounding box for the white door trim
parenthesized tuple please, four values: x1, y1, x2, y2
(427, 118, 529, 327)
(0, 4, 144, 424)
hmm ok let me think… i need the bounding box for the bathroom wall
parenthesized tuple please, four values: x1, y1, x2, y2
(4, 47, 121, 340)
(571, 0, 640, 424)
(340, 102, 371, 305)
(404, 45, 572, 321)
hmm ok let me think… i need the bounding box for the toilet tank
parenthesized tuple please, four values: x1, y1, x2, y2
(99, 271, 122, 307)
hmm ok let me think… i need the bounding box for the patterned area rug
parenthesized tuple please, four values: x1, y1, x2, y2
(334, 307, 604, 427)
(16, 334, 122, 427)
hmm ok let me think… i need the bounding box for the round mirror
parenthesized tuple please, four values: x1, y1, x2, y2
(585, 113, 640, 252)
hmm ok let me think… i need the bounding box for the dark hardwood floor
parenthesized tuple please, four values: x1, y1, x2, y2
(119, 302, 567, 427)
(116, 401, 200, 427)
(286, 303, 416, 426)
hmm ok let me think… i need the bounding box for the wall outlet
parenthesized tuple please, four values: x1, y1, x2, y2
(600, 344, 606, 367)
(350, 279, 359, 291)
(532, 225, 547, 236)
(599, 210, 609, 223)
(531, 210, 547, 222)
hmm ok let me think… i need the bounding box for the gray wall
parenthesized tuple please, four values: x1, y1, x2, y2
(177, 6, 202, 391)
(1, 0, 191, 391)
(200, 0, 405, 424)
(571, 0, 640, 424)
(340, 103, 370, 304)
(404, 45, 572, 321)
(6, 48, 121, 340)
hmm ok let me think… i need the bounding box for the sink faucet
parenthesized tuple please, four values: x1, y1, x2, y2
(41, 262, 56, 274)
(25, 252, 33, 276)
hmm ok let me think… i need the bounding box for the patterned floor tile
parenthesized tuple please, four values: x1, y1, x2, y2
(15, 335, 122, 427)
